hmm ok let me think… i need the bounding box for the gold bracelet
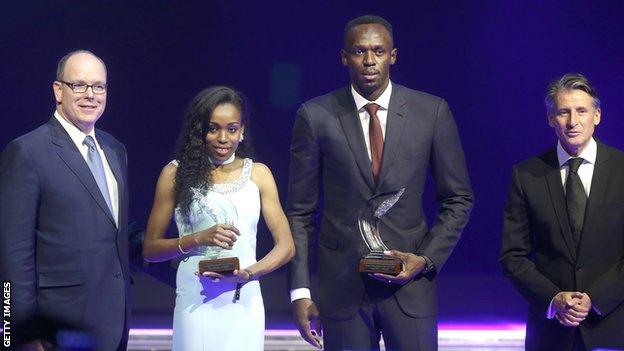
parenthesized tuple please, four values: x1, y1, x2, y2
(178, 237, 190, 254)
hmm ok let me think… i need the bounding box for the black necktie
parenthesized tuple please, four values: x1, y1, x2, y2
(566, 157, 586, 245)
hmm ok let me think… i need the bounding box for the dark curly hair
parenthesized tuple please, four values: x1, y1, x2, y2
(173, 86, 253, 223)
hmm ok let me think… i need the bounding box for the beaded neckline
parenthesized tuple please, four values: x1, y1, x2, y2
(169, 158, 252, 195)
(210, 158, 252, 194)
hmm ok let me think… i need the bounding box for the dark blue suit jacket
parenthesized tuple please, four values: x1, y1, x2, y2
(0, 117, 131, 350)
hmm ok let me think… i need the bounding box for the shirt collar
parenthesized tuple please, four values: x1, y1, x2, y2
(556, 137, 597, 167)
(351, 80, 393, 112)
(54, 110, 99, 148)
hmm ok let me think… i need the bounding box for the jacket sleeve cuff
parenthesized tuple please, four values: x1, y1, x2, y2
(546, 296, 557, 319)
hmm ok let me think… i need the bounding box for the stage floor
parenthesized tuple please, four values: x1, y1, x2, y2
(128, 323, 526, 351)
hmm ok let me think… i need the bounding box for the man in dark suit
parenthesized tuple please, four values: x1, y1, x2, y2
(0, 50, 131, 350)
(500, 73, 624, 350)
(287, 15, 474, 350)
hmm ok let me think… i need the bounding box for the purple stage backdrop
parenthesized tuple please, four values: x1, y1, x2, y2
(2, 1, 624, 328)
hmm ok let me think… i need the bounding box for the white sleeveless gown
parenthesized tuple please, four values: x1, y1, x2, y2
(170, 158, 264, 351)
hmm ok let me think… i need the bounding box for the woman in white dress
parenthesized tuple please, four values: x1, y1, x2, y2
(143, 86, 295, 351)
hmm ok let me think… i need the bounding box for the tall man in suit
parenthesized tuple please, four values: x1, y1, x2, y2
(0, 50, 132, 350)
(500, 73, 624, 350)
(287, 15, 474, 350)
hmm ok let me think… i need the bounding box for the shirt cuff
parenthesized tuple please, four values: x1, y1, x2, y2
(290, 288, 311, 302)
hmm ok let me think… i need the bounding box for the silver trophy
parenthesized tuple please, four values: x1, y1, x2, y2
(358, 188, 405, 275)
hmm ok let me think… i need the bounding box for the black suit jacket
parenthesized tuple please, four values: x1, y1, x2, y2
(500, 141, 624, 350)
(287, 84, 473, 319)
(0, 117, 131, 350)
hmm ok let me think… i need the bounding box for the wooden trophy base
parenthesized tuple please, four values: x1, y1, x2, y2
(198, 257, 240, 274)
(358, 255, 402, 275)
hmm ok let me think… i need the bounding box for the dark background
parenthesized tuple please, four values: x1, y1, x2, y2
(2, 1, 624, 329)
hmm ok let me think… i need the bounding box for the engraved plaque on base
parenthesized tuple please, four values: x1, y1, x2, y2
(357, 189, 405, 276)
(198, 256, 240, 274)
(359, 253, 402, 275)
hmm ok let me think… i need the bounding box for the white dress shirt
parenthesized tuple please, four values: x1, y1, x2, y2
(546, 137, 598, 318)
(351, 82, 393, 161)
(54, 111, 119, 226)
(290, 82, 394, 302)
(556, 138, 596, 197)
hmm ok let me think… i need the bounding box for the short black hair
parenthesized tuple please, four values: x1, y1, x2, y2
(343, 15, 393, 47)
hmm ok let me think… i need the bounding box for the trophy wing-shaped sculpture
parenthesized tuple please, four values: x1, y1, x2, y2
(193, 191, 241, 274)
(374, 188, 405, 218)
(358, 188, 406, 275)
(197, 192, 238, 259)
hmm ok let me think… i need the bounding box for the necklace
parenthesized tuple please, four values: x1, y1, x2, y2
(209, 154, 235, 166)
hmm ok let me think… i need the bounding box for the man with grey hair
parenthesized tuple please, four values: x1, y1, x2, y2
(0, 50, 132, 350)
(500, 73, 624, 350)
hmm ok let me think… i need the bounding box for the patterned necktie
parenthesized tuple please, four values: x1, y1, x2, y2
(566, 157, 586, 246)
(83, 136, 114, 215)
(365, 103, 383, 184)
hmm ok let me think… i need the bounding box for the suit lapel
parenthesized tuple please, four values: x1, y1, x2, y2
(543, 149, 577, 260)
(48, 118, 116, 226)
(377, 86, 407, 189)
(577, 143, 611, 259)
(99, 133, 122, 230)
(337, 88, 375, 190)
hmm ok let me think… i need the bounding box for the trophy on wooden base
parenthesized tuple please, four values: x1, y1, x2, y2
(194, 193, 240, 274)
(358, 188, 405, 276)
(198, 256, 239, 274)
